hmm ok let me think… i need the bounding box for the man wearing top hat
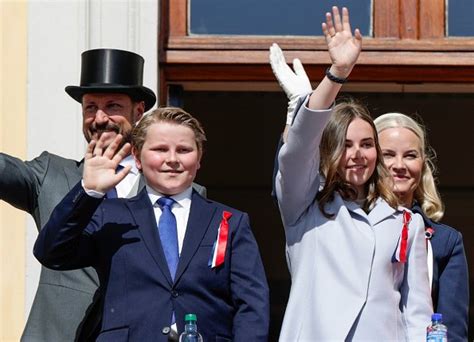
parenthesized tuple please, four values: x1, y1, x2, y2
(0, 48, 205, 341)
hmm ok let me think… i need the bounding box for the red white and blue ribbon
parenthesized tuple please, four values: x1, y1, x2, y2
(425, 226, 435, 289)
(395, 210, 411, 263)
(209, 211, 232, 268)
(425, 227, 435, 240)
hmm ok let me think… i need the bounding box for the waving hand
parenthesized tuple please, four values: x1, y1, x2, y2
(323, 6, 362, 79)
(83, 133, 131, 194)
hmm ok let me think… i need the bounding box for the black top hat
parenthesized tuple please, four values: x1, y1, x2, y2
(65, 48, 156, 111)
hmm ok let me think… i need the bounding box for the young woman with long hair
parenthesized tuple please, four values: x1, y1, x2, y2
(272, 7, 432, 341)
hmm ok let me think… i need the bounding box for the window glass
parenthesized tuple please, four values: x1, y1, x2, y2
(189, 0, 372, 36)
(447, 0, 474, 36)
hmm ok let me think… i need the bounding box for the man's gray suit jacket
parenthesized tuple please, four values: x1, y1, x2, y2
(1, 151, 97, 341)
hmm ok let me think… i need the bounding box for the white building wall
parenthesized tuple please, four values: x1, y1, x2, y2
(25, 0, 158, 319)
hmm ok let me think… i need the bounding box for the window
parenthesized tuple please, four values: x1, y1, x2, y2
(447, 0, 474, 36)
(190, 0, 372, 36)
(161, 0, 474, 105)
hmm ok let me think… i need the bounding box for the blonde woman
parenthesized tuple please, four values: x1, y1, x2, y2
(375, 113, 469, 342)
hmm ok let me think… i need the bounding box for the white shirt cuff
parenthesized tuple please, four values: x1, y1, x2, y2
(81, 180, 106, 198)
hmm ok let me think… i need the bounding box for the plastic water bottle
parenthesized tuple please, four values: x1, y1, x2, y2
(179, 313, 203, 342)
(426, 313, 448, 341)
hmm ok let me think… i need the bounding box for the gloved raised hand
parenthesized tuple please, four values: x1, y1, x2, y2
(269, 43, 312, 125)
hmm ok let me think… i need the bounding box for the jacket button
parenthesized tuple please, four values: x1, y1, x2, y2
(162, 326, 171, 335)
(171, 290, 179, 298)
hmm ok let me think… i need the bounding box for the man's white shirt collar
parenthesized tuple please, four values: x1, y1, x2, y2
(120, 154, 139, 175)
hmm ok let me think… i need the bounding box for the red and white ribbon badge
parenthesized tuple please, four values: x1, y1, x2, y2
(396, 210, 411, 263)
(209, 211, 232, 268)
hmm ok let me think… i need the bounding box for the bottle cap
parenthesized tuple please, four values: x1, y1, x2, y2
(185, 313, 197, 322)
(432, 313, 443, 321)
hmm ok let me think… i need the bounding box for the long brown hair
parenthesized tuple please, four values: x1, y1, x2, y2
(317, 99, 398, 217)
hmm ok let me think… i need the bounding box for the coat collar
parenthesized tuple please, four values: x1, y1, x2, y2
(63, 160, 83, 189)
(411, 202, 430, 225)
(368, 198, 399, 226)
(339, 194, 398, 226)
(411, 202, 435, 238)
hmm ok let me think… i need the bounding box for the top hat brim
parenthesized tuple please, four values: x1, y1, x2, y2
(65, 85, 156, 112)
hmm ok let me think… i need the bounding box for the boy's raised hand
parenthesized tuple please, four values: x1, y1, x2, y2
(83, 132, 131, 193)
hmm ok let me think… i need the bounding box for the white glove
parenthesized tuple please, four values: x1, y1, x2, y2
(269, 43, 312, 124)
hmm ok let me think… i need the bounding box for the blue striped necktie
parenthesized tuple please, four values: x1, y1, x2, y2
(157, 196, 179, 326)
(157, 197, 179, 280)
(105, 187, 118, 199)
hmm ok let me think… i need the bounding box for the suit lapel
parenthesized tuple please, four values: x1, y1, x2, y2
(63, 160, 83, 189)
(175, 191, 217, 283)
(126, 189, 175, 286)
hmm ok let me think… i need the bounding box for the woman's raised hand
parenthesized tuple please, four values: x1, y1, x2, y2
(322, 6, 362, 79)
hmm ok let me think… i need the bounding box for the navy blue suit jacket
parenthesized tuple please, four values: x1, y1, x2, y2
(34, 182, 269, 342)
(412, 205, 469, 342)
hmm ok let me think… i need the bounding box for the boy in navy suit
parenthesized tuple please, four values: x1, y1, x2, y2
(34, 107, 269, 341)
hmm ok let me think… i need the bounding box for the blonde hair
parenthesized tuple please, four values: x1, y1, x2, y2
(318, 99, 398, 217)
(131, 106, 207, 157)
(374, 112, 444, 221)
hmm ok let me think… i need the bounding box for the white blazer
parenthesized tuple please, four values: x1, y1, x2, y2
(275, 98, 432, 341)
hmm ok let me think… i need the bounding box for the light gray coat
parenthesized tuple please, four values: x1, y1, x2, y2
(275, 100, 432, 341)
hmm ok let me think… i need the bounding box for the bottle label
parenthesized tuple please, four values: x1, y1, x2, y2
(427, 331, 447, 342)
